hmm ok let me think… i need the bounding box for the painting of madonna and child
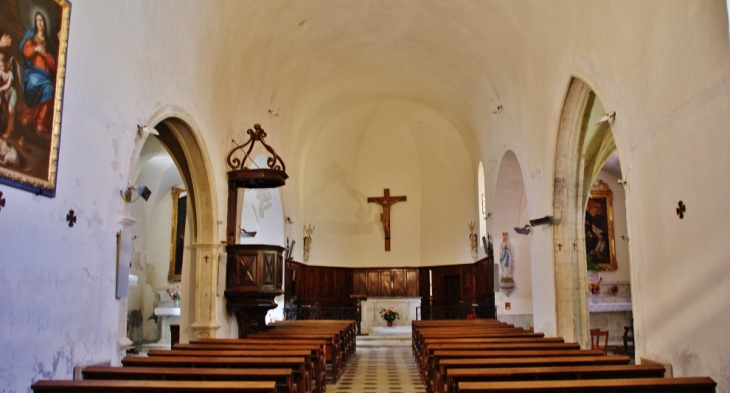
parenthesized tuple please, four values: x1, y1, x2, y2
(0, 0, 70, 197)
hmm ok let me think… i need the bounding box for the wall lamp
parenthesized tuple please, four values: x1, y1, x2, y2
(529, 215, 555, 227)
(514, 225, 531, 235)
(121, 185, 152, 203)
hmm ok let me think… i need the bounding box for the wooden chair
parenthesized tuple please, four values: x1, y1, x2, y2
(591, 328, 609, 354)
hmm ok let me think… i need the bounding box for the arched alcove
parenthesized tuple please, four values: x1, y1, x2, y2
(493, 150, 533, 329)
(151, 117, 222, 340)
(126, 136, 187, 346)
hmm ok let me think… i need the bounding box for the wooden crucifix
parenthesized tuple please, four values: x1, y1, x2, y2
(367, 188, 407, 251)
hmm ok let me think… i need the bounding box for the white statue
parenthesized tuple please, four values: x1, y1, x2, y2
(499, 232, 515, 295)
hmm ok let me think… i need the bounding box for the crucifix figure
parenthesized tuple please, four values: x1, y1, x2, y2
(367, 188, 407, 251)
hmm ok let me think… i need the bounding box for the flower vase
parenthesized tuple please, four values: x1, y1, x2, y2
(387, 321, 393, 327)
(591, 294, 598, 303)
(175, 300, 180, 308)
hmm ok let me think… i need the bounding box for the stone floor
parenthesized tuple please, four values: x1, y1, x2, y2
(328, 346, 426, 393)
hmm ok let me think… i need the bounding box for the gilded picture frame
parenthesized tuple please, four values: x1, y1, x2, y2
(168, 188, 186, 282)
(585, 179, 617, 271)
(0, 0, 71, 197)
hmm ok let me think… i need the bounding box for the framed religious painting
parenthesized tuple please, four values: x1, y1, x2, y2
(584, 179, 617, 271)
(0, 0, 71, 197)
(168, 188, 187, 282)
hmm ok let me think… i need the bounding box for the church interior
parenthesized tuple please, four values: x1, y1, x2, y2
(1, 0, 729, 391)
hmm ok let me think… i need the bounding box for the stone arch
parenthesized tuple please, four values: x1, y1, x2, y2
(152, 117, 222, 339)
(552, 77, 620, 346)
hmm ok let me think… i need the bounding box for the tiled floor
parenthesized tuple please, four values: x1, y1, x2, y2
(329, 347, 427, 393)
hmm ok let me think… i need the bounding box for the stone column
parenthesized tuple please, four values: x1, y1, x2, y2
(190, 242, 222, 339)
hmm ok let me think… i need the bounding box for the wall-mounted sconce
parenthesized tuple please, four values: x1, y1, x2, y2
(529, 215, 555, 227)
(514, 225, 531, 235)
(137, 125, 159, 138)
(595, 111, 616, 127)
(240, 228, 257, 237)
(286, 216, 294, 224)
(121, 185, 152, 203)
(484, 212, 492, 221)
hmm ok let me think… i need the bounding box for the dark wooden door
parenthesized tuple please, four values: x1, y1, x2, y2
(443, 275, 461, 319)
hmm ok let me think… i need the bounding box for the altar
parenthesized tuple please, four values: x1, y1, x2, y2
(589, 297, 632, 346)
(360, 297, 420, 334)
(153, 289, 180, 345)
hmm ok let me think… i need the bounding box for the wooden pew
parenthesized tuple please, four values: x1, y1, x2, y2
(190, 338, 328, 391)
(418, 339, 570, 379)
(247, 332, 345, 382)
(173, 343, 325, 393)
(423, 342, 579, 371)
(146, 349, 314, 393)
(31, 380, 277, 392)
(412, 323, 524, 358)
(270, 320, 357, 359)
(82, 366, 293, 393)
(191, 338, 331, 387)
(415, 331, 547, 366)
(417, 336, 564, 382)
(437, 355, 631, 393)
(445, 364, 666, 393)
(430, 349, 606, 393)
(456, 376, 717, 392)
(121, 356, 309, 393)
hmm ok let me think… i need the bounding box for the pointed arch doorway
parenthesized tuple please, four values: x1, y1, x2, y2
(552, 78, 630, 348)
(151, 117, 221, 340)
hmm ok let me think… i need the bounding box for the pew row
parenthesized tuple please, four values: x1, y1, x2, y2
(121, 356, 309, 393)
(31, 380, 277, 392)
(81, 366, 293, 393)
(456, 377, 717, 392)
(445, 364, 666, 393)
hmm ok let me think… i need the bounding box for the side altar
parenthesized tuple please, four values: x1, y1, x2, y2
(360, 297, 420, 334)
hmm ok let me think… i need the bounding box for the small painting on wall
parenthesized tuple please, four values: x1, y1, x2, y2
(0, 0, 71, 197)
(585, 179, 617, 271)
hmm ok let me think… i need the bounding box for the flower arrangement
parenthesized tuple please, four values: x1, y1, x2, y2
(588, 277, 602, 295)
(379, 308, 400, 323)
(610, 284, 619, 295)
(167, 288, 181, 301)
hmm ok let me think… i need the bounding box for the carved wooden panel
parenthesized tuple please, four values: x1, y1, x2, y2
(237, 254, 257, 286)
(380, 271, 392, 296)
(367, 271, 380, 297)
(262, 252, 276, 285)
(406, 270, 419, 297)
(353, 271, 367, 295)
(392, 270, 406, 296)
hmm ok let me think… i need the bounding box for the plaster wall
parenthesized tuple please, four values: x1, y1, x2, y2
(302, 100, 475, 267)
(0, 3, 231, 389)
